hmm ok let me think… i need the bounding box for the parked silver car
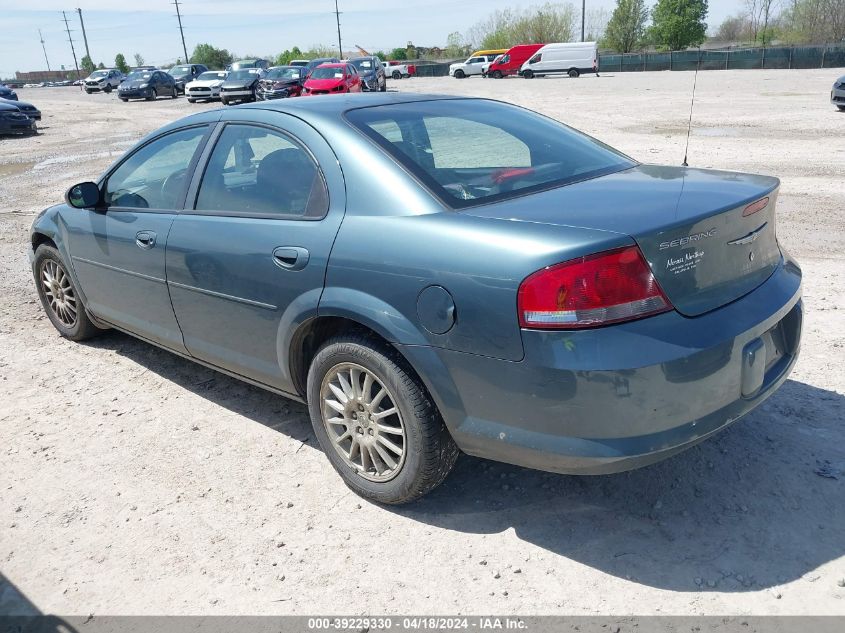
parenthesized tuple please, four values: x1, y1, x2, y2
(832, 74, 845, 111)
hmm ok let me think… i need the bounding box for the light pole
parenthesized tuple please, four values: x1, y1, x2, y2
(581, 0, 586, 42)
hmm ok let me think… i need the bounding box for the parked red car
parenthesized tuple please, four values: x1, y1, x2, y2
(303, 63, 362, 95)
(485, 44, 544, 78)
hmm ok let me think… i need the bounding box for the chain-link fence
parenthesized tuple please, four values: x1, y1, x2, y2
(600, 44, 845, 72)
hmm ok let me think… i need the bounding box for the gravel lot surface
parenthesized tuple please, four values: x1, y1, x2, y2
(1, 70, 844, 616)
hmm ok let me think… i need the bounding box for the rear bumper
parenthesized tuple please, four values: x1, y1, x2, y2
(403, 255, 802, 475)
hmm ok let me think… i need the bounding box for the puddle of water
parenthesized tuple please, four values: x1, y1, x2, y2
(0, 161, 36, 178)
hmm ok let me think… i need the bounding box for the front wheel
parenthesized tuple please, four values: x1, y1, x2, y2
(380, 79, 387, 92)
(523, 69, 534, 79)
(491, 70, 503, 79)
(221, 97, 229, 105)
(307, 334, 459, 504)
(120, 97, 128, 102)
(33, 244, 103, 341)
(103, 84, 112, 93)
(171, 87, 177, 98)
(147, 88, 157, 101)
(838, 105, 845, 112)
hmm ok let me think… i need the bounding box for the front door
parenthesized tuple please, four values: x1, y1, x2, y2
(64, 124, 211, 351)
(165, 111, 346, 392)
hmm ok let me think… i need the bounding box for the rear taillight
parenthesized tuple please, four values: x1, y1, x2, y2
(743, 196, 769, 217)
(518, 246, 672, 329)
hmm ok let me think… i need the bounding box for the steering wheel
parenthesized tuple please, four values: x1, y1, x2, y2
(160, 168, 188, 206)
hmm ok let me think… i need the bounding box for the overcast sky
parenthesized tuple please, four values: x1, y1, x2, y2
(2, 0, 741, 79)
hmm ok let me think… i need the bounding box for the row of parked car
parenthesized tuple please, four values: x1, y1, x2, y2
(0, 83, 41, 136)
(77, 56, 397, 105)
(449, 42, 600, 79)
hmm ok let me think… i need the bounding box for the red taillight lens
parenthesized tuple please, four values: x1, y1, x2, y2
(743, 197, 769, 217)
(518, 246, 672, 329)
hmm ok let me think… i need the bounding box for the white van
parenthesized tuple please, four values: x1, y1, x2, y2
(520, 42, 598, 78)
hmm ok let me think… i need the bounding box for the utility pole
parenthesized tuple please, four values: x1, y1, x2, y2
(173, 0, 189, 62)
(39, 29, 52, 71)
(61, 11, 82, 86)
(581, 0, 586, 42)
(76, 8, 91, 64)
(334, 0, 343, 58)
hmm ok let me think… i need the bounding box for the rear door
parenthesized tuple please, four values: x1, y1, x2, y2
(165, 109, 346, 393)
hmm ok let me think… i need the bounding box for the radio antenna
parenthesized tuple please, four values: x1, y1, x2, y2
(682, 50, 700, 167)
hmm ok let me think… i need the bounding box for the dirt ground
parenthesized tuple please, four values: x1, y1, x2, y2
(1, 69, 844, 616)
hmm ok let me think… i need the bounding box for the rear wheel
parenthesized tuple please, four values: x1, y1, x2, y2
(307, 334, 459, 504)
(454, 69, 465, 79)
(392, 71, 401, 80)
(33, 244, 103, 342)
(568, 68, 580, 78)
(523, 69, 534, 79)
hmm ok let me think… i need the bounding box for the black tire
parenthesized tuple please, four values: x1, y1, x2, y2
(392, 71, 401, 80)
(380, 79, 387, 92)
(120, 98, 128, 102)
(171, 86, 178, 98)
(187, 98, 196, 103)
(568, 69, 580, 78)
(523, 69, 534, 79)
(103, 84, 112, 93)
(307, 333, 459, 504)
(838, 105, 845, 112)
(454, 69, 465, 79)
(221, 97, 228, 106)
(491, 70, 503, 79)
(85, 90, 92, 94)
(33, 244, 103, 342)
(147, 88, 157, 101)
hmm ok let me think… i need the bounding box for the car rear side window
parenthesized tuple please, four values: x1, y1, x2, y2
(346, 99, 635, 208)
(194, 124, 328, 218)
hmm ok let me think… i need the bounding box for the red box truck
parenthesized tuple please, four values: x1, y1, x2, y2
(484, 44, 544, 78)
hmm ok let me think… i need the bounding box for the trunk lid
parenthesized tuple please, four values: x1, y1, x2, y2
(464, 165, 782, 317)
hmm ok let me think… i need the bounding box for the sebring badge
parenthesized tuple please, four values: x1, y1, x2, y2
(659, 228, 717, 250)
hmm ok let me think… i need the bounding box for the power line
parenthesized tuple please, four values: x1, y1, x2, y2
(76, 8, 91, 64)
(334, 0, 343, 58)
(173, 0, 189, 62)
(61, 10, 82, 85)
(38, 29, 51, 72)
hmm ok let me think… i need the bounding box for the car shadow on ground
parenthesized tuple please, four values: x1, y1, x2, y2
(88, 332, 844, 594)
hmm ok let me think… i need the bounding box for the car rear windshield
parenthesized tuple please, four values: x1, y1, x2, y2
(169, 65, 192, 77)
(345, 99, 636, 208)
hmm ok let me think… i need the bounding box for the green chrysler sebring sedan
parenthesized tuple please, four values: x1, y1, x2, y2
(29, 94, 802, 503)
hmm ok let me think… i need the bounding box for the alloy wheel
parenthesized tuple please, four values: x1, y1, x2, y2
(320, 362, 407, 482)
(40, 260, 77, 327)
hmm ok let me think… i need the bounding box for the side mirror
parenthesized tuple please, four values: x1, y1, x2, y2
(66, 182, 101, 209)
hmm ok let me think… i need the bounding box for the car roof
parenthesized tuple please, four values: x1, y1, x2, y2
(239, 92, 465, 121)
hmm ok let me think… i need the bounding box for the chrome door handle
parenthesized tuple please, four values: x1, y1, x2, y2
(273, 246, 309, 271)
(135, 231, 156, 249)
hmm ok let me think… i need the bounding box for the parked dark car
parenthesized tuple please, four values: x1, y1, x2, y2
(256, 66, 305, 100)
(303, 63, 361, 95)
(0, 101, 35, 134)
(167, 63, 209, 94)
(29, 94, 802, 504)
(304, 57, 341, 76)
(348, 56, 386, 92)
(227, 59, 270, 72)
(0, 98, 41, 120)
(832, 74, 845, 111)
(220, 68, 264, 105)
(117, 70, 178, 101)
(0, 84, 18, 101)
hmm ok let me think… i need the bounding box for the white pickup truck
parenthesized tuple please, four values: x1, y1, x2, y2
(449, 54, 498, 79)
(382, 60, 416, 79)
